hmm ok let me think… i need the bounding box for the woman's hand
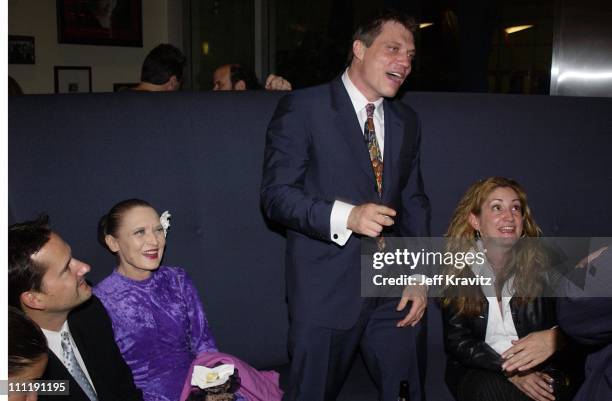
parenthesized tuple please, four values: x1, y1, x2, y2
(501, 328, 559, 372)
(509, 371, 555, 401)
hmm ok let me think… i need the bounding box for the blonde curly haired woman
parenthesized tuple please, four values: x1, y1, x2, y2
(441, 177, 581, 401)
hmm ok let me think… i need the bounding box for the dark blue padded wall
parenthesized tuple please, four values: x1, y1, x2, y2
(9, 91, 612, 398)
(403, 92, 612, 236)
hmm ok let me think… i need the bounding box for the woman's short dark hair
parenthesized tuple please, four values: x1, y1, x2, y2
(98, 198, 153, 251)
(347, 9, 418, 65)
(8, 215, 52, 308)
(8, 306, 48, 376)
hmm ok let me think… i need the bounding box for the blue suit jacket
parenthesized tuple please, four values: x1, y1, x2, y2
(261, 77, 430, 329)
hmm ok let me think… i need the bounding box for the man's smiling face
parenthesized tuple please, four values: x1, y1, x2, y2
(349, 21, 415, 101)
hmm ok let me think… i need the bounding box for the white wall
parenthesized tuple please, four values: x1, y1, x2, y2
(8, 0, 179, 94)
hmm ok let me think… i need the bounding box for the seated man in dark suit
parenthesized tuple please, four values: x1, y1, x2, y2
(8, 215, 143, 401)
(557, 245, 612, 401)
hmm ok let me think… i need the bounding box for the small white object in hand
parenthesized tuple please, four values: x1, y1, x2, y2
(191, 364, 235, 389)
(160, 211, 171, 237)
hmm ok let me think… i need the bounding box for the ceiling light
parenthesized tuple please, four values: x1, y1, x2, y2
(505, 25, 534, 34)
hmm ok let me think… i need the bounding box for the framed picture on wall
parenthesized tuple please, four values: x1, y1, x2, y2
(54, 66, 92, 93)
(56, 0, 143, 47)
(9, 35, 36, 64)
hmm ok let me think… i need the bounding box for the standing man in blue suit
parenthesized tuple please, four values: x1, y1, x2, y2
(261, 10, 430, 401)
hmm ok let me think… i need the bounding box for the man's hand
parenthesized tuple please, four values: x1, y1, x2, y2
(509, 371, 555, 401)
(347, 203, 396, 237)
(265, 74, 292, 91)
(502, 328, 559, 372)
(576, 246, 608, 269)
(396, 284, 427, 327)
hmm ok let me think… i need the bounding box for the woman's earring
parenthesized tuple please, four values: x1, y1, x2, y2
(475, 230, 482, 240)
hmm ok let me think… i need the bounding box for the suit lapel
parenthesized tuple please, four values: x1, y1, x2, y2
(382, 100, 404, 202)
(68, 315, 101, 399)
(44, 350, 88, 401)
(330, 78, 376, 183)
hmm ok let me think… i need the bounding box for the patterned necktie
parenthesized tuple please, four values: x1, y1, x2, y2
(364, 103, 386, 250)
(61, 331, 98, 401)
(364, 103, 383, 198)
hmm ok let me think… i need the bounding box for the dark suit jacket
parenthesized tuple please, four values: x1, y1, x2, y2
(557, 248, 612, 401)
(261, 76, 430, 329)
(40, 295, 143, 401)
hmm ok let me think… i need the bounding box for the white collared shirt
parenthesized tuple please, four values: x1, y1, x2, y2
(469, 254, 519, 355)
(341, 69, 386, 157)
(42, 321, 97, 393)
(484, 295, 519, 355)
(330, 69, 385, 246)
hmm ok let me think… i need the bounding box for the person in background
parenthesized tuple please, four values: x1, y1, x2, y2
(133, 44, 186, 92)
(557, 246, 612, 401)
(133, 45, 289, 93)
(8, 216, 143, 401)
(212, 63, 292, 91)
(441, 177, 582, 401)
(8, 306, 48, 401)
(94, 199, 282, 401)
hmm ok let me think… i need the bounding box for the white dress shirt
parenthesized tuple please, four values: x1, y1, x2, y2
(485, 295, 519, 355)
(469, 253, 519, 355)
(330, 69, 385, 246)
(42, 321, 97, 393)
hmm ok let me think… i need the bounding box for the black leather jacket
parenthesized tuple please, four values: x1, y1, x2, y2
(441, 288, 580, 397)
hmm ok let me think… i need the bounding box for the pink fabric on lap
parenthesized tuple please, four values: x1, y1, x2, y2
(180, 351, 283, 401)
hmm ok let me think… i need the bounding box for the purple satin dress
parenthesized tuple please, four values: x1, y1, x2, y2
(94, 266, 218, 401)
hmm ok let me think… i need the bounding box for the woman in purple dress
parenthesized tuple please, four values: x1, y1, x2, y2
(93, 199, 235, 401)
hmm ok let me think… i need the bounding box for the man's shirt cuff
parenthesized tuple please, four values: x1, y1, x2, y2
(330, 200, 354, 246)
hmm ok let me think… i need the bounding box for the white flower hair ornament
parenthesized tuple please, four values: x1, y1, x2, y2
(160, 211, 172, 237)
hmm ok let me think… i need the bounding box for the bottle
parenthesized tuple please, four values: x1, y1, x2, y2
(398, 380, 409, 401)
